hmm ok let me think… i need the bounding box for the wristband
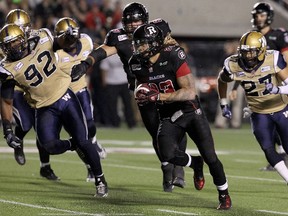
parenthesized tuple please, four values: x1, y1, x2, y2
(220, 98, 228, 106)
(2, 119, 13, 136)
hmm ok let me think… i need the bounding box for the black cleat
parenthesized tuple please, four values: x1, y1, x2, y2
(259, 164, 275, 171)
(172, 165, 185, 188)
(193, 156, 205, 190)
(40, 165, 60, 181)
(95, 176, 108, 197)
(217, 194, 232, 210)
(172, 177, 185, 188)
(14, 145, 25, 165)
(163, 181, 174, 192)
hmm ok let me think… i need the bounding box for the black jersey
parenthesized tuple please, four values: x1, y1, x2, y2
(264, 28, 288, 52)
(129, 45, 196, 118)
(104, 18, 171, 82)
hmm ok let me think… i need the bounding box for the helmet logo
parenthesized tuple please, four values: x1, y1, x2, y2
(146, 26, 157, 36)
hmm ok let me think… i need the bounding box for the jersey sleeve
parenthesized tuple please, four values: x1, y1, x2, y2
(275, 29, 288, 53)
(274, 50, 287, 70)
(104, 29, 121, 46)
(169, 46, 190, 78)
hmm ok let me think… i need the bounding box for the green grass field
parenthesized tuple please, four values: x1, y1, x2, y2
(0, 123, 287, 216)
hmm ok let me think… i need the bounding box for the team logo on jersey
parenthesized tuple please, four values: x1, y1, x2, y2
(178, 50, 186, 60)
(14, 62, 23, 71)
(149, 74, 165, 80)
(236, 72, 245, 77)
(40, 36, 49, 44)
(118, 34, 128, 41)
(268, 36, 277, 41)
(131, 64, 141, 71)
(159, 61, 168, 66)
(83, 51, 90, 58)
(61, 57, 70, 63)
(261, 66, 271, 72)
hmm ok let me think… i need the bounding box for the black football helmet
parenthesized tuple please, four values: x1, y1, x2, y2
(122, 2, 149, 34)
(132, 24, 164, 62)
(238, 31, 267, 71)
(0, 23, 27, 61)
(251, 2, 274, 29)
(54, 17, 80, 52)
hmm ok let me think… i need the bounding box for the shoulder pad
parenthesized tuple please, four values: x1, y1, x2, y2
(110, 28, 122, 34)
(29, 29, 41, 38)
(275, 27, 287, 33)
(150, 18, 165, 24)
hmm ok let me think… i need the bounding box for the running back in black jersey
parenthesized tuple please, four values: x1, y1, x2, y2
(129, 45, 195, 117)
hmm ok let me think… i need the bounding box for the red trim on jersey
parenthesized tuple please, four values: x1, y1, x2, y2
(281, 47, 288, 53)
(176, 62, 191, 78)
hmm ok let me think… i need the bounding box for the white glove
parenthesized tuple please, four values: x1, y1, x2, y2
(243, 107, 252, 118)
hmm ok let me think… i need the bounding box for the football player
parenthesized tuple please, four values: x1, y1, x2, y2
(130, 24, 231, 210)
(0, 23, 108, 197)
(5, 9, 59, 180)
(70, 2, 193, 192)
(53, 17, 107, 182)
(218, 31, 288, 186)
(231, 2, 288, 171)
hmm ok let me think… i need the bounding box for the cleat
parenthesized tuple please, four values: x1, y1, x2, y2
(172, 177, 186, 188)
(163, 181, 174, 192)
(217, 194, 232, 210)
(14, 145, 25, 165)
(95, 176, 108, 197)
(93, 141, 107, 159)
(86, 168, 95, 182)
(172, 165, 185, 188)
(40, 165, 60, 181)
(161, 164, 174, 192)
(193, 156, 205, 190)
(259, 164, 275, 171)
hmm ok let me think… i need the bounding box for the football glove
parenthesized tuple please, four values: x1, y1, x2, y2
(243, 107, 252, 118)
(5, 132, 22, 149)
(220, 104, 232, 119)
(265, 83, 280, 94)
(134, 83, 160, 105)
(71, 60, 90, 82)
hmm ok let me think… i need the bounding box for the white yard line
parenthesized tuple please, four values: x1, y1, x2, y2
(0, 199, 104, 216)
(157, 209, 198, 215)
(256, 210, 288, 215)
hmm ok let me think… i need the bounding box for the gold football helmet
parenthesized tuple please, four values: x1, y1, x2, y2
(54, 17, 79, 51)
(238, 31, 266, 71)
(6, 9, 31, 37)
(0, 24, 27, 61)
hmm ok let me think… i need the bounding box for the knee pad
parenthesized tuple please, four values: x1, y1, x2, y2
(41, 140, 70, 155)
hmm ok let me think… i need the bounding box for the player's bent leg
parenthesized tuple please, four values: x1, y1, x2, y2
(37, 139, 60, 181)
(75, 139, 108, 197)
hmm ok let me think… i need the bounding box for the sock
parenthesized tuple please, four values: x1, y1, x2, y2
(274, 160, 288, 182)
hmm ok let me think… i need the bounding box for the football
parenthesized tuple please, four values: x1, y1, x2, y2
(134, 83, 151, 96)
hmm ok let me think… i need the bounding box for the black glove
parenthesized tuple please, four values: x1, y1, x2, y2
(3, 120, 22, 149)
(5, 132, 22, 149)
(71, 60, 90, 82)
